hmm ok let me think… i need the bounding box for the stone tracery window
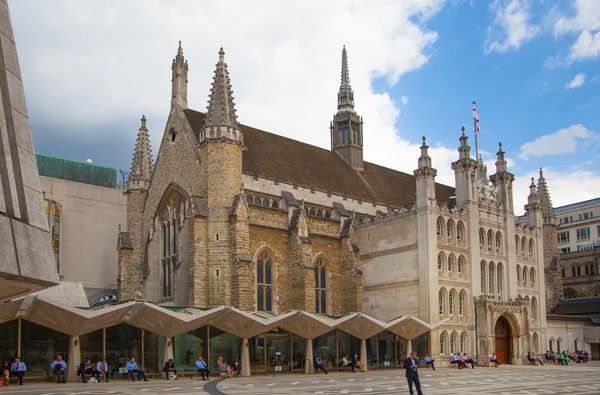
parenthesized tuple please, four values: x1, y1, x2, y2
(438, 290, 445, 315)
(257, 250, 275, 312)
(314, 257, 329, 314)
(458, 255, 465, 274)
(159, 193, 184, 299)
(439, 333, 446, 355)
(449, 291, 455, 315)
(460, 332, 466, 353)
(450, 332, 456, 353)
(459, 291, 465, 316)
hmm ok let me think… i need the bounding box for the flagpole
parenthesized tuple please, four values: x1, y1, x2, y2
(473, 101, 479, 181)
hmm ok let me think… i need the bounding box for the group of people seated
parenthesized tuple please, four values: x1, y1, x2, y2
(77, 358, 110, 382)
(450, 353, 477, 369)
(340, 354, 365, 372)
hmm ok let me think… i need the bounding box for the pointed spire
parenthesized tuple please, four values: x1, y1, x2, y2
(128, 115, 153, 190)
(418, 136, 432, 169)
(205, 47, 238, 129)
(341, 45, 350, 87)
(337, 46, 354, 109)
(537, 168, 554, 218)
(171, 40, 188, 109)
(495, 142, 507, 173)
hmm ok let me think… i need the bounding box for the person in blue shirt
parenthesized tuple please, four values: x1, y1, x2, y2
(50, 355, 67, 383)
(96, 358, 109, 382)
(125, 357, 148, 382)
(9, 357, 26, 385)
(195, 355, 208, 380)
(423, 353, 435, 370)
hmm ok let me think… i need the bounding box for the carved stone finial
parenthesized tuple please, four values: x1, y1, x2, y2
(461, 126, 465, 136)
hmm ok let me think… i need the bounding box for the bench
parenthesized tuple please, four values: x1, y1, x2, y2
(423, 363, 432, 369)
(449, 358, 458, 368)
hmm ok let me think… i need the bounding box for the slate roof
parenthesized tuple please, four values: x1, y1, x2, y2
(183, 109, 455, 208)
(550, 297, 600, 315)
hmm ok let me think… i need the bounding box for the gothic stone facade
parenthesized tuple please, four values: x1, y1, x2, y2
(118, 44, 547, 364)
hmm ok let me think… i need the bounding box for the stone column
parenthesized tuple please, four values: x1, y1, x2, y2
(163, 337, 174, 365)
(67, 335, 81, 383)
(406, 338, 412, 355)
(305, 339, 313, 374)
(360, 339, 367, 372)
(241, 338, 250, 377)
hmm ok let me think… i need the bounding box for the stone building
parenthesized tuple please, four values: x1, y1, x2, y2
(117, 43, 549, 366)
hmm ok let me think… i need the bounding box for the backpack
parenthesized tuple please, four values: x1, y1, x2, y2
(88, 377, 98, 383)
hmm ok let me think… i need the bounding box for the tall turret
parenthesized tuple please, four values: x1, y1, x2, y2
(451, 127, 478, 207)
(330, 46, 364, 170)
(171, 41, 188, 109)
(489, 142, 515, 213)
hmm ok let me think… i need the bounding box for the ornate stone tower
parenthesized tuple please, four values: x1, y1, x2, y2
(118, 115, 153, 300)
(538, 168, 562, 311)
(330, 46, 364, 170)
(171, 41, 188, 109)
(451, 127, 478, 208)
(489, 143, 515, 214)
(414, 137, 437, 321)
(199, 48, 244, 307)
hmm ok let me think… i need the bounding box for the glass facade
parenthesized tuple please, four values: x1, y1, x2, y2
(0, 320, 17, 363)
(21, 320, 69, 376)
(365, 335, 377, 369)
(338, 330, 360, 370)
(291, 335, 306, 372)
(105, 324, 142, 378)
(172, 327, 208, 373)
(378, 332, 397, 368)
(313, 330, 336, 371)
(209, 326, 241, 372)
(264, 329, 290, 373)
(80, 329, 103, 366)
(412, 332, 429, 360)
(249, 333, 265, 374)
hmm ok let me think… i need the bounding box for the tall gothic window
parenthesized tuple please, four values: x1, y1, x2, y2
(437, 218, 443, 236)
(497, 263, 504, 299)
(257, 251, 274, 312)
(446, 221, 453, 238)
(488, 263, 495, 294)
(480, 262, 486, 293)
(460, 333, 465, 353)
(161, 222, 174, 298)
(448, 255, 454, 272)
(314, 257, 328, 314)
(523, 266, 528, 287)
(438, 290, 444, 315)
(457, 222, 464, 241)
(440, 333, 446, 354)
(458, 255, 465, 274)
(450, 333, 456, 353)
(438, 254, 443, 271)
(449, 292, 454, 315)
(459, 292, 465, 316)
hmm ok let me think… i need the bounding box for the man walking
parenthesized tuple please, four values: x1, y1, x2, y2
(403, 352, 424, 395)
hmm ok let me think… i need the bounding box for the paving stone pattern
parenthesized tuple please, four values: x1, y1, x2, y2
(3, 363, 599, 395)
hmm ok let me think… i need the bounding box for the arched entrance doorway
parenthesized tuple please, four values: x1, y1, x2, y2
(494, 316, 511, 364)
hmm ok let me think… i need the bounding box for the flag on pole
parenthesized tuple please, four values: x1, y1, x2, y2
(472, 104, 480, 133)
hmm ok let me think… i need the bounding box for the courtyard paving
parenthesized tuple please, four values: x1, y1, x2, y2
(2, 362, 599, 394)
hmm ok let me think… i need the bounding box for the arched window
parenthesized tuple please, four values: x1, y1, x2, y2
(521, 237, 527, 257)
(531, 297, 538, 324)
(449, 291, 455, 315)
(479, 229, 486, 248)
(557, 337, 563, 353)
(530, 267, 536, 288)
(574, 337, 579, 352)
(460, 332, 466, 353)
(246, 195, 253, 204)
(585, 264, 590, 276)
(338, 129, 343, 144)
(448, 254, 454, 273)
(439, 333, 446, 355)
(256, 250, 275, 312)
(515, 235, 520, 254)
(549, 338, 555, 352)
(480, 261, 486, 293)
(343, 127, 349, 143)
(446, 220, 454, 238)
(457, 222, 464, 242)
(458, 255, 465, 274)
(439, 289, 447, 315)
(314, 257, 328, 314)
(528, 239, 534, 258)
(450, 332, 456, 353)
(438, 253, 444, 272)
(495, 232, 502, 253)
(592, 286, 600, 297)
(517, 264, 522, 286)
(577, 266, 582, 276)
(522, 266, 528, 287)
(488, 262, 495, 295)
(497, 263, 503, 298)
(564, 288, 578, 299)
(572, 266, 577, 277)
(459, 291, 465, 316)
(437, 217, 444, 237)
(487, 230, 494, 251)
(161, 223, 172, 298)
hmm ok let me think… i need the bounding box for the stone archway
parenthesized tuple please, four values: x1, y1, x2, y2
(494, 316, 512, 364)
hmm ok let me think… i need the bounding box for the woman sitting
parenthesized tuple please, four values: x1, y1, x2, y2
(216, 356, 233, 378)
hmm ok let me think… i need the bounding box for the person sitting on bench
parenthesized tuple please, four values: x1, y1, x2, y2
(489, 353, 499, 367)
(163, 358, 177, 380)
(195, 355, 209, 380)
(9, 358, 26, 385)
(462, 353, 476, 369)
(232, 358, 241, 376)
(352, 354, 364, 372)
(450, 353, 461, 368)
(314, 356, 328, 374)
(341, 354, 353, 372)
(423, 354, 435, 370)
(216, 356, 233, 378)
(96, 358, 109, 382)
(50, 355, 67, 383)
(126, 357, 149, 382)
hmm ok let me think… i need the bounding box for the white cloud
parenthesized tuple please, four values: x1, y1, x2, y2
(401, 96, 409, 105)
(484, 0, 540, 54)
(566, 72, 586, 89)
(519, 124, 594, 159)
(513, 168, 600, 216)
(552, 0, 600, 63)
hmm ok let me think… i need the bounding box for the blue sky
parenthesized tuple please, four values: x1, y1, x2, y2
(10, 0, 600, 213)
